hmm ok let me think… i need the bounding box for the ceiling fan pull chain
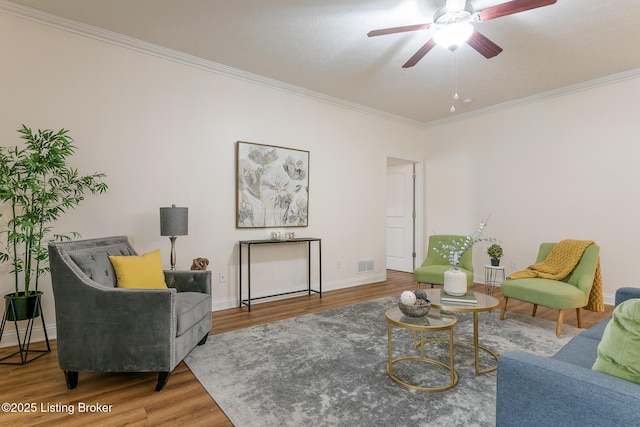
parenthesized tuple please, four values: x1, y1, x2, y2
(454, 52, 460, 100)
(450, 51, 459, 113)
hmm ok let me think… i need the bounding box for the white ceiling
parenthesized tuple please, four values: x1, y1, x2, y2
(6, 0, 640, 125)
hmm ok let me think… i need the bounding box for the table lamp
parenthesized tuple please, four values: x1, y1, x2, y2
(160, 204, 188, 270)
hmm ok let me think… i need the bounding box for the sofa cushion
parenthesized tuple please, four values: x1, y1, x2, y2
(552, 317, 610, 369)
(501, 278, 589, 309)
(580, 317, 610, 340)
(592, 299, 640, 384)
(175, 292, 210, 337)
(109, 249, 168, 289)
(553, 334, 601, 369)
(69, 243, 135, 287)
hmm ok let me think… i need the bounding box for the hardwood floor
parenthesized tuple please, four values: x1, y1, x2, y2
(0, 270, 613, 426)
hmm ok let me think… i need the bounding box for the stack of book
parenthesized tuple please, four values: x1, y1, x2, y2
(441, 291, 478, 305)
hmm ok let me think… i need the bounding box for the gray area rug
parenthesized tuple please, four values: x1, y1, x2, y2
(185, 296, 579, 427)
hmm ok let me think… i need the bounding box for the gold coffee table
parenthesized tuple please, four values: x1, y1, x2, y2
(385, 307, 458, 392)
(426, 289, 500, 374)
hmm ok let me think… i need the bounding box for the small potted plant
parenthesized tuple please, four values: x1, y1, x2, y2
(0, 125, 108, 324)
(487, 243, 504, 266)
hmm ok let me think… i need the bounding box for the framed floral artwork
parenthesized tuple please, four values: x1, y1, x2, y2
(236, 141, 309, 228)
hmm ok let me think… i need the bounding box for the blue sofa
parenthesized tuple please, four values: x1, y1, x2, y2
(496, 287, 640, 426)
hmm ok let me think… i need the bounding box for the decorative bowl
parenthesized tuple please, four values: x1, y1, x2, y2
(398, 300, 431, 317)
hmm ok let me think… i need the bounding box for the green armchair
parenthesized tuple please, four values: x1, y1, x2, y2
(414, 235, 474, 288)
(500, 242, 600, 337)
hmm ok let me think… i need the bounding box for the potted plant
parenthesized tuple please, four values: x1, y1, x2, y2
(487, 243, 504, 266)
(0, 125, 108, 322)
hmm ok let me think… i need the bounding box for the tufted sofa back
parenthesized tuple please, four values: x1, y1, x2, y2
(50, 237, 137, 288)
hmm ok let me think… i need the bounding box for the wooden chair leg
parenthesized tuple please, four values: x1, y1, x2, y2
(556, 310, 565, 337)
(500, 297, 508, 320)
(576, 307, 583, 329)
(532, 304, 538, 317)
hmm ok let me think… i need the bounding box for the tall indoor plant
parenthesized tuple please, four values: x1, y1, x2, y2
(0, 125, 107, 321)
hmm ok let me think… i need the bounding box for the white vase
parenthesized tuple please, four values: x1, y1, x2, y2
(444, 269, 468, 296)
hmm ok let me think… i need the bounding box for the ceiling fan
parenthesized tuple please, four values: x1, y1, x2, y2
(367, 0, 557, 68)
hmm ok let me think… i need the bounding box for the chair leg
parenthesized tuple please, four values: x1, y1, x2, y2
(64, 371, 78, 389)
(576, 307, 583, 329)
(556, 310, 565, 337)
(156, 372, 170, 391)
(532, 304, 538, 317)
(500, 297, 508, 320)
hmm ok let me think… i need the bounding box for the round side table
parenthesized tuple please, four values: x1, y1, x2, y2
(484, 264, 506, 296)
(385, 307, 458, 392)
(426, 288, 500, 375)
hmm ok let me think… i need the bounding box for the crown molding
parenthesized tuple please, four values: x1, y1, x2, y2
(0, 0, 424, 128)
(2, 0, 639, 130)
(423, 67, 640, 128)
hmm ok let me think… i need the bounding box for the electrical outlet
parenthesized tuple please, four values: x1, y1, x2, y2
(511, 259, 516, 269)
(336, 259, 342, 269)
(219, 272, 227, 283)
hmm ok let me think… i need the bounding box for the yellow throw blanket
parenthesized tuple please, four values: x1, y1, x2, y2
(507, 239, 604, 312)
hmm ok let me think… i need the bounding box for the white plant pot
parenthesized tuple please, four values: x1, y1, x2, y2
(444, 269, 468, 296)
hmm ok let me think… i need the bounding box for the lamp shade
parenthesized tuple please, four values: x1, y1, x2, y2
(160, 205, 188, 236)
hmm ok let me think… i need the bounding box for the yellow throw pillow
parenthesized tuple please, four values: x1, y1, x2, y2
(109, 249, 168, 289)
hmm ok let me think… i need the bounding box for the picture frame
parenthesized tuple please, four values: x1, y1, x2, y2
(236, 141, 309, 228)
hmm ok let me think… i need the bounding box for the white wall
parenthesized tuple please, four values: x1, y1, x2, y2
(0, 12, 426, 345)
(2, 8, 637, 348)
(424, 75, 640, 304)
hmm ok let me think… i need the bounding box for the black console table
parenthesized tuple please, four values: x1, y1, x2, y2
(238, 238, 322, 312)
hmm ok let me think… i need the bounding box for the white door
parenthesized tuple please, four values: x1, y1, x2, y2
(386, 162, 415, 272)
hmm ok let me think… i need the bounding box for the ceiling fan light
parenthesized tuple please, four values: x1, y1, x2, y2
(434, 22, 473, 51)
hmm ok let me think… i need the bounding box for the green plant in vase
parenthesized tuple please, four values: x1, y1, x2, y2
(433, 217, 497, 269)
(433, 217, 497, 296)
(0, 125, 108, 321)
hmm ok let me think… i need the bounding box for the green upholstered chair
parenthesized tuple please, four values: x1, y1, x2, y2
(414, 234, 474, 288)
(500, 242, 600, 337)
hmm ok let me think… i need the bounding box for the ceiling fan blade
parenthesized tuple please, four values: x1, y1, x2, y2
(466, 30, 503, 59)
(402, 39, 437, 68)
(367, 23, 430, 37)
(478, 0, 557, 21)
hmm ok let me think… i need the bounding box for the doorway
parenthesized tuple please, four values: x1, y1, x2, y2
(385, 157, 422, 273)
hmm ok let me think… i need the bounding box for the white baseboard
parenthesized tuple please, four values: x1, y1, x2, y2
(0, 323, 56, 348)
(212, 273, 387, 311)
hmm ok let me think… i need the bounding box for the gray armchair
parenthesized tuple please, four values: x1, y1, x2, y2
(48, 236, 212, 391)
